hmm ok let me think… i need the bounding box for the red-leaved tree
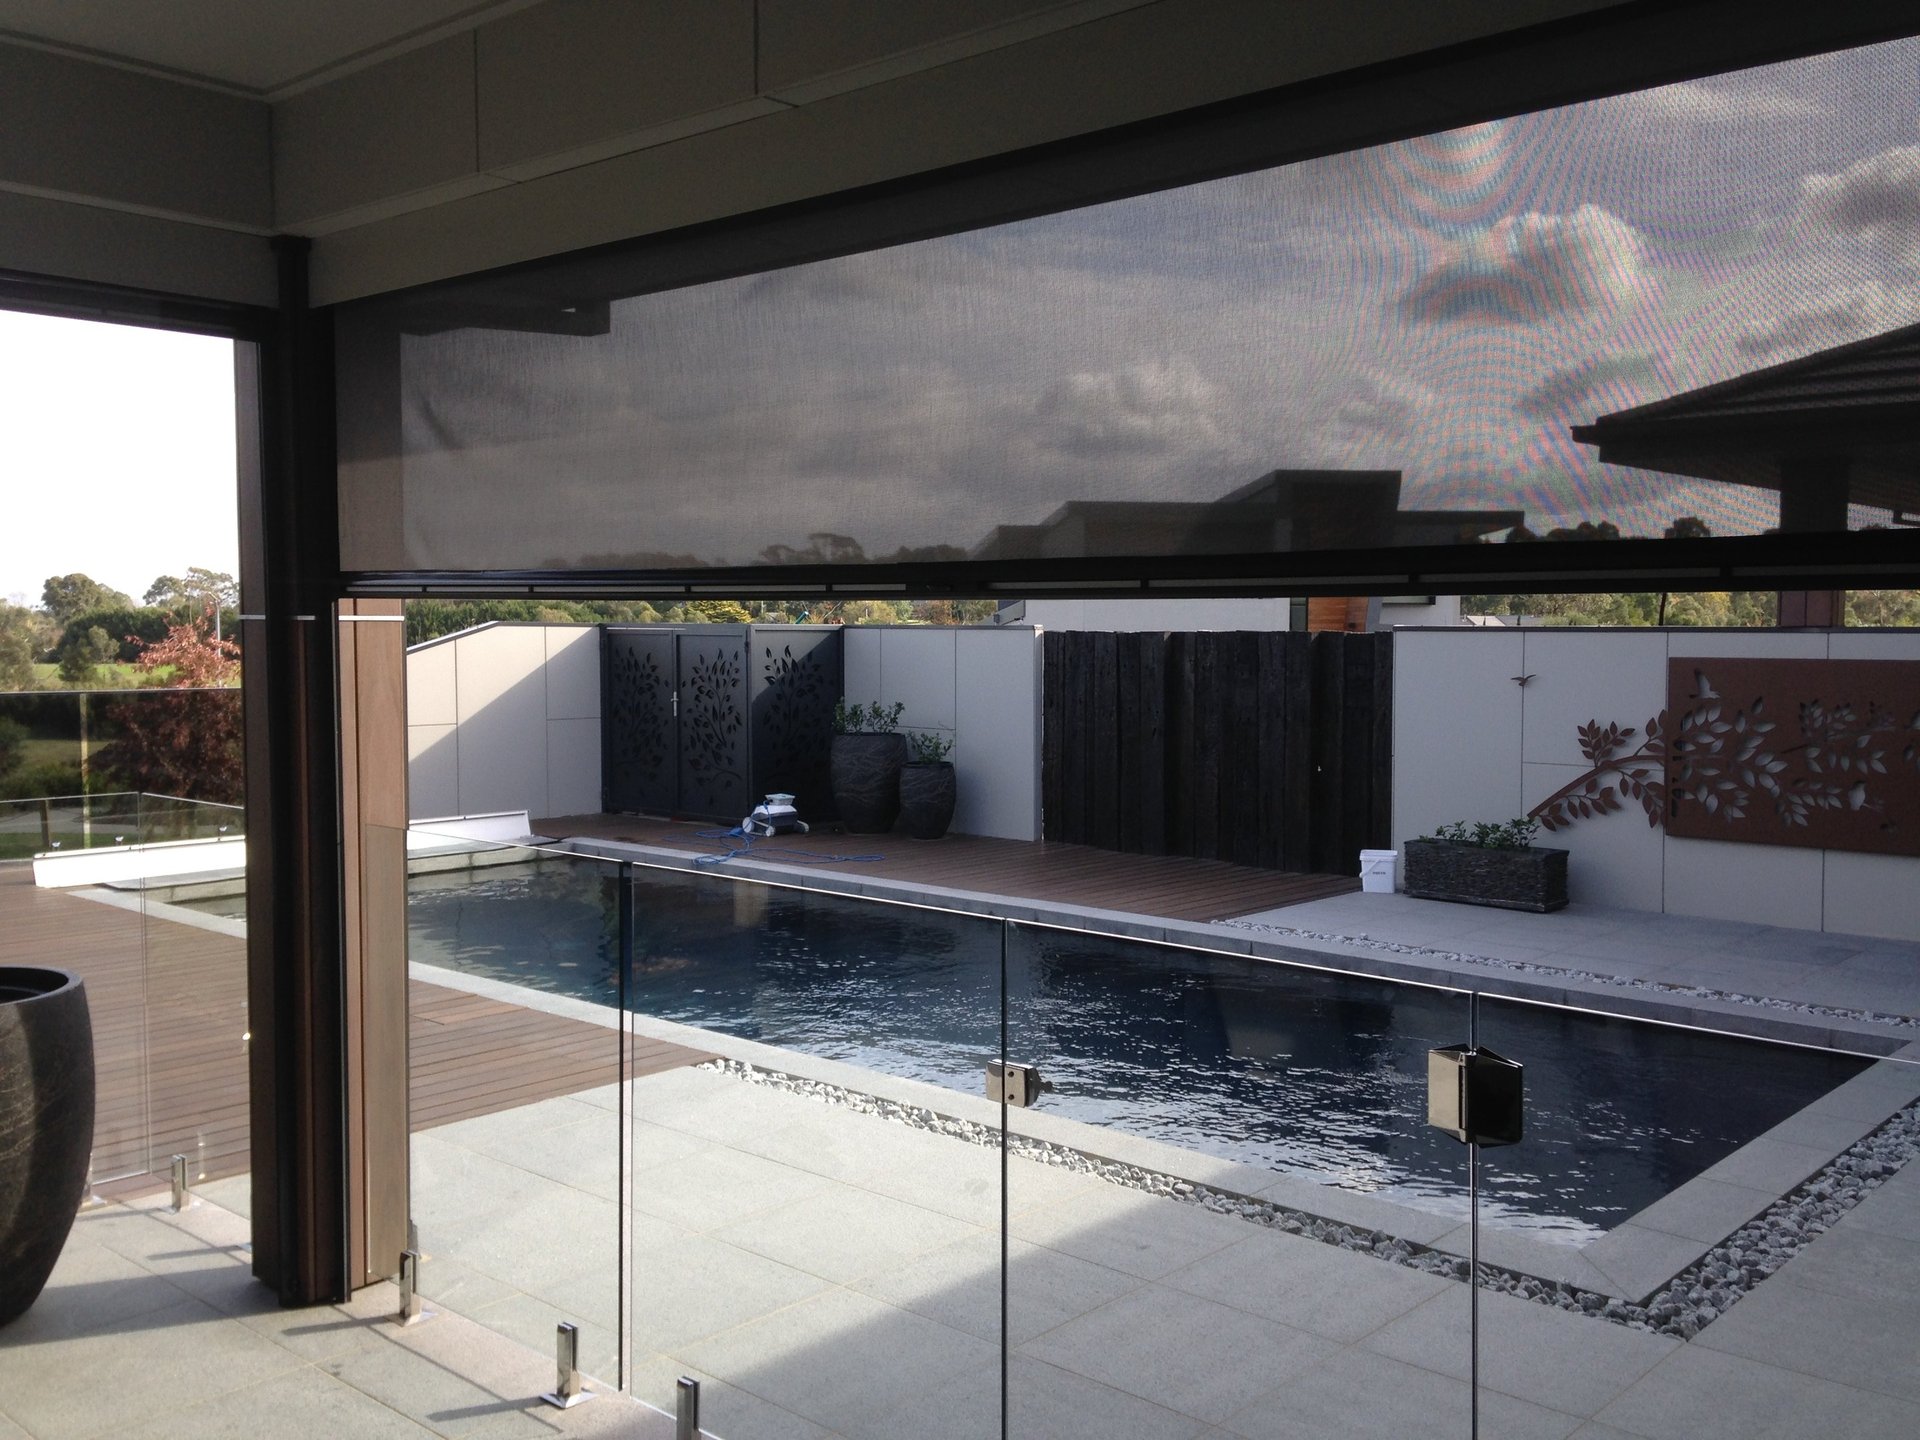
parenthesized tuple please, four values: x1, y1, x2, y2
(100, 610, 244, 806)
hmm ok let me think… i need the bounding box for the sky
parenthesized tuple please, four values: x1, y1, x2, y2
(369, 35, 1920, 571)
(0, 310, 238, 608)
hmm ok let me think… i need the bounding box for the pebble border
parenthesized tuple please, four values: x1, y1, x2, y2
(1219, 917, 1920, 1033)
(699, 1056, 1920, 1339)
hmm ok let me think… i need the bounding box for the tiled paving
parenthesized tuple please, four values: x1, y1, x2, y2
(1246, 891, 1920, 1043)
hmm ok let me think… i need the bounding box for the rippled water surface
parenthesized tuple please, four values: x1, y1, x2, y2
(403, 858, 1870, 1241)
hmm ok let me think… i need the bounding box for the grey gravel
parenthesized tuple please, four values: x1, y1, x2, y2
(698, 1057, 1920, 1339)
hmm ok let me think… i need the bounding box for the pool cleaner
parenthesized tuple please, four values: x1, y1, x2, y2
(741, 793, 808, 838)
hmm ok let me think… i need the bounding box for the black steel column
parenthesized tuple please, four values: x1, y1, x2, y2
(241, 236, 349, 1304)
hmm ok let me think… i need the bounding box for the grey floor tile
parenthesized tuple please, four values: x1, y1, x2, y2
(106, 1365, 441, 1440)
(1694, 1137, 1836, 1195)
(1616, 1177, 1776, 1247)
(1696, 1263, 1920, 1401)
(877, 1353, 1209, 1440)
(1220, 1347, 1580, 1440)
(1361, 1285, 1677, 1418)
(1594, 1341, 1920, 1440)
(0, 1297, 304, 1440)
(623, 1355, 834, 1440)
(322, 1316, 573, 1439)
(677, 1287, 997, 1439)
(1771, 1221, 1920, 1306)
(854, 1228, 1140, 1344)
(1835, 1161, 1920, 1243)
(1579, 1225, 1712, 1303)
(1160, 1230, 1449, 1342)
(629, 1142, 833, 1232)
(1019, 1283, 1339, 1425)
(630, 1232, 834, 1354)
(1008, 1178, 1247, 1280)
(712, 1184, 983, 1285)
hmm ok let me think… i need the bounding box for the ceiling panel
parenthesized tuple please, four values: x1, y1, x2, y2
(0, 0, 535, 94)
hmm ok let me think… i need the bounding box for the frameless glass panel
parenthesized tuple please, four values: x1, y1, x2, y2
(1004, 920, 1475, 1438)
(1473, 994, 1920, 1436)
(135, 794, 248, 1203)
(339, 37, 1920, 589)
(399, 827, 627, 1388)
(0, 790, 149, 1185)
(621, 862, 1004, 1437)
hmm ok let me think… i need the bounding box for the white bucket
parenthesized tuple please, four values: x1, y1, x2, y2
(1358, 849, 1398, 894)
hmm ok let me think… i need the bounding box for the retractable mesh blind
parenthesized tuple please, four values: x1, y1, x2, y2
(336, 36, 1920, 589)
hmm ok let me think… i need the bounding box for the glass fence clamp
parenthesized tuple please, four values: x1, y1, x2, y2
(987, 1059, 1044, 1107)
(1426, 1044, 1523, 1147)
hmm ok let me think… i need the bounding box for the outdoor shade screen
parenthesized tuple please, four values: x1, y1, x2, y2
(335, 35, 1920, 588)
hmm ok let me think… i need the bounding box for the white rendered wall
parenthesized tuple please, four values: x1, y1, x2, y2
(406, 624, 602, 822)
(841, 626, 1043, 842)
(1393, 628, 1920, 940)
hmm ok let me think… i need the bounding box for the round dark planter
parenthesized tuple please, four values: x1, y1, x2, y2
(897, 762, 957, 840)
(0, 966, 94, 1329)
(830, 732, 908, 833)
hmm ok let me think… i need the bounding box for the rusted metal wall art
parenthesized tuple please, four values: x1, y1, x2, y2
(1528, 658, 1920, 857)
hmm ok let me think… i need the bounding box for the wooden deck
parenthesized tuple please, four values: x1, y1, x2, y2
(532, 813, 1361, 924)
(0, 865, 708, 1189)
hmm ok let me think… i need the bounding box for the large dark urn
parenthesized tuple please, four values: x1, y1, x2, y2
(0, 967, 94, 1328)
(830, 732, 908, 833)
(897, 762, 957, 840)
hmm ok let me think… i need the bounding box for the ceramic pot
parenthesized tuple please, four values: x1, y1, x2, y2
(830, 732, 908, 833)
(0, 966, 94, 1328)
(897, 762, 957, 840)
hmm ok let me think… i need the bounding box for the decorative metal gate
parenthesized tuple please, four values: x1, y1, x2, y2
(601, 626, 842, 823)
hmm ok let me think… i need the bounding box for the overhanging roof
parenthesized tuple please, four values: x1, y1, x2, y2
(1572, 321, 1920, 517)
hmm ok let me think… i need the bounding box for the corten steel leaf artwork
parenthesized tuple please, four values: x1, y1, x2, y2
(1527, 659, 1920, 857)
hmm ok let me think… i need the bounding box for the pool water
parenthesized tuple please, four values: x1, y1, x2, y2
(402, 858, 1870, 1242)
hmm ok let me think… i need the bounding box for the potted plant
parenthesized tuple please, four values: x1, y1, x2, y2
(1, 966, 94, 1327)
(897, 731, 957, 840)
(830, 699, 907, 833)
(1403, 818, 1569, 913)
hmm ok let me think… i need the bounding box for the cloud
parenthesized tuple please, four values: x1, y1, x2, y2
(1399, 205, 1647, 327)
(1733, 281, 1920, 359)
(1329, 370, 1435, 446)
(1634, 77, 1823, 123)
(1798, 145, 1920, 259)
(1027, 358, 1225, 458)
(1515, 352, 1663, 421)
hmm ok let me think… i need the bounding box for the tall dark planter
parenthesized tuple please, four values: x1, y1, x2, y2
(831, 732, 907, 833)
(0, 967, 94, 1328)
(897, 762, 957, 840)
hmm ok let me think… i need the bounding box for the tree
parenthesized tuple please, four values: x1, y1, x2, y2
(56, 626, 114, 685)
(1663, 516, 1712, 541)
(0, 716, 25, 777)
(0, 605, 42, 690)
(41, 573, 132, 628)
(145, 568, 238, 615)
(57, 606, 172, 662)
(98, 612, 243, 805)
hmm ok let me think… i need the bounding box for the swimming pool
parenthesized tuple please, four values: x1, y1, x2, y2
(402, 856, 1869, 1242)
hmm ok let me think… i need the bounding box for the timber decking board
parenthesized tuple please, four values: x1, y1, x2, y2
(531, 813, 1360, 922)
(0, 865, 709, 1190)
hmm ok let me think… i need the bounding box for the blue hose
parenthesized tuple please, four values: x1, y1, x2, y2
(689, 827, 883, 867)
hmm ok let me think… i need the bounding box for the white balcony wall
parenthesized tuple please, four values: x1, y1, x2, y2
(841, 626, 1043, 841)
(406, 623, 602, 823)
(1394, 628, 1920, 940)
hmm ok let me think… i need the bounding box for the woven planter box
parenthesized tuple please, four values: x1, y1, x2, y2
(1403, 839, 1569, 914)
